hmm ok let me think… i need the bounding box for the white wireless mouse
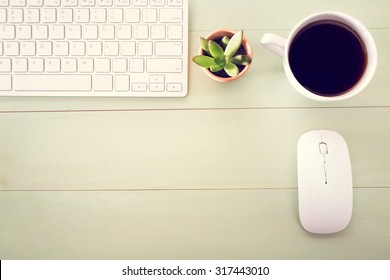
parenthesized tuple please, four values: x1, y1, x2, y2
(297, 130, 353, 234)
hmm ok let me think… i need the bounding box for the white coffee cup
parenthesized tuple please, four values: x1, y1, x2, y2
(261, 11, 377, 102)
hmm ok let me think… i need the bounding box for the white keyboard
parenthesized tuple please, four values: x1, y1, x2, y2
(0, 0, 188, 97)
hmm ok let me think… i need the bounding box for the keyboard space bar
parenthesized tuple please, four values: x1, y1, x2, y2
(14, 75, 92, 91)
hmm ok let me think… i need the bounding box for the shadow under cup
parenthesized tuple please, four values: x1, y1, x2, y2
(288, 19, 370, 97)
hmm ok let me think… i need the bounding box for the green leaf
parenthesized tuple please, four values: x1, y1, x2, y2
(192, 55, 215, 68)
(224, 62, 239, 77)
(210, 64, 223, 72)
(230, 55, 252, 66)
(214, 55, 226, 67)
(200, 37, 210, 54)
(224, 30, 243, 58)
(208, 40, 224, 59)
(221, 36, 230, 48)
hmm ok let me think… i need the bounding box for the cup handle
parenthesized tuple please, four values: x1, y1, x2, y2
(261, 33, 286, 57)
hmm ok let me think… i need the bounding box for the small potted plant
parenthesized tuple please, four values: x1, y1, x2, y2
(192, 29, 253, 82)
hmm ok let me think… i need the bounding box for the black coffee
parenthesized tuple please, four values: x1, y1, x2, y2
(289, 20, 367, 96)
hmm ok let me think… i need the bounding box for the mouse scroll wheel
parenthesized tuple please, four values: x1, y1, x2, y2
(319, 142, 328, 155)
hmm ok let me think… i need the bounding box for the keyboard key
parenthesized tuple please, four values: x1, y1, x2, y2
(37, 41, 52, 56)
(14, 74, 92, 91)
(150, 83, 164, 92)
(83, 25, 99, 39)
(42, 8, 57, 23)
(96, 58, 110, 72)
(0, 75, 11, 91)
(117, 25, 132, 39)
(27, 0, 43, 6)
(79, 58, 94, 73)
(133, 0, 147, 6)
(91, 8, 106, 23)
(129, 58, 144, 72)
(155, 41, 182, 56)
(13, 58, 28, 72)
(70, 41, 85, 56)
(75, 8, 90, 23)
(114, 0, 129, 6)
(115, 74, 129, 91)
(16, 25, 32, 39)
(45, 0, 61, 7)
(80, 0, 95, 6)
(100, 24, 115, 39)
(87, 41, 102, 55)
(20, 41, 36, 56)
(63, 0, 78, 7)
(4, 42, 20, 56)
(62, 58, 77, 72)
(150, 0, 165, 6)
(146, 58, 181, 73)
(33, 25, 48, 39)
(97, 0, 112, 7)
(142, 8, 157, 23)
(46, 58, 61, 72)
(112, 58, 127, 72)
(108, 8, 123, 23)
(94, 74, 113, 91)
(66, 25, 82, 39)
(0, 9, 6, 23)
(25, 9, 40, 23)
(138, 41, 152, 56)
(0, 58, 11, 72)
(167, 82, 182, 92)
(121, 41, 135, 56)
(9, 9, 24, 23)
(104, 41, 119, 56)
(10, 0, 25, 7)
(132, 82, 147, 92)
(134, 25, 148, 39)
(160, 8, 182, 23)
(151, 25, 165, 39)
(29, 58, 44, 72)
(168, 25, 182, 39)
(58, 9, 73, 23)
(125, 9, 140, 23)
(53, 41, 69, 55)
(168, 0, 183, 6)
(149, 74, 164, 83)
(1, 26, 16, 40)
(49, 25, 65, 39)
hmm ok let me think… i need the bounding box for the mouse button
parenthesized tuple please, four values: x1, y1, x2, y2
(298, 130, 319, 145)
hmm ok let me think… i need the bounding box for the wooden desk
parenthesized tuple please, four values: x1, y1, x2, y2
(1, 0, 389, 259)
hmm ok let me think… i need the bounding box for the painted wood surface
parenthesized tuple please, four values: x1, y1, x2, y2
(1, 189, 390, 259)
(1, 0, 389, 259)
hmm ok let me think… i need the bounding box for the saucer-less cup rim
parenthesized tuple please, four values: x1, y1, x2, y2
(261, 11, 377, 102)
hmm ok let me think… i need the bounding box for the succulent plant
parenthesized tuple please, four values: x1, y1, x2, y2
(192, 30, 252, 77)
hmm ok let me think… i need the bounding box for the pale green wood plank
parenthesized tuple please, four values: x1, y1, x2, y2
(1, 188, 389, 259)
(0, 0, 388, 263)
(189, 0, 390, 30)
(1, 108, 389, 190)
(0, 28, 389, 112)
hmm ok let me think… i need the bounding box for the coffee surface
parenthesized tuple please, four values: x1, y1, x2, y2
(289, 20, 367, 96)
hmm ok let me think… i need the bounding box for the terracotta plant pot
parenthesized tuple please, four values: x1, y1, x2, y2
(199, 29, 253, 82)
